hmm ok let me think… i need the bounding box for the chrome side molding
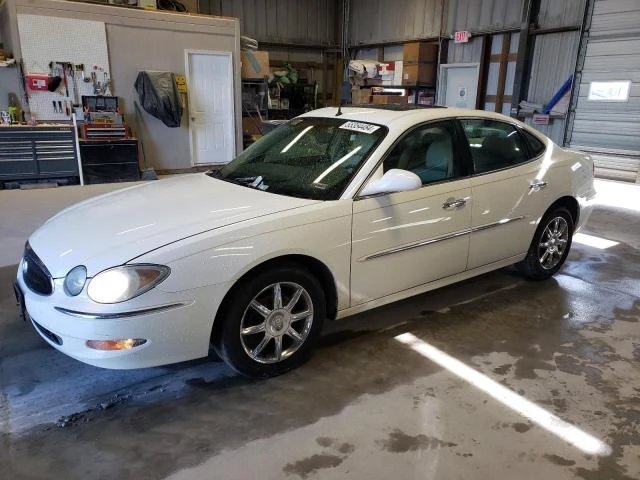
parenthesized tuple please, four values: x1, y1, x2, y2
(54, 302, 187, 319)
(359, 216, 525, 261)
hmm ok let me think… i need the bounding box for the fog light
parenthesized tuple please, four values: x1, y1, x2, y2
(86, 338, 147, 351)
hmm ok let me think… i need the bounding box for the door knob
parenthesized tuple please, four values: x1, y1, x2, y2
(529, 180, 548, 191)
(442, 198, 467, 210)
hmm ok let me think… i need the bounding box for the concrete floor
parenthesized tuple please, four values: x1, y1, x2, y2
(0, 179, 639, 480)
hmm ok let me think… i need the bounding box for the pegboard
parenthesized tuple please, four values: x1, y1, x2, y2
(17, 14, 112, 122)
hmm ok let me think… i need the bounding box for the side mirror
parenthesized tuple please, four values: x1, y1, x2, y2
(360, 169, 422, 197)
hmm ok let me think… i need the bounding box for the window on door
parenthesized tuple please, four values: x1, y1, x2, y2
(460, 119, 529, 174)
(383, 121, 466, 185)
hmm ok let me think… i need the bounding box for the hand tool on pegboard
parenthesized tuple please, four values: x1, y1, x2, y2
(70, 64, 80, 107)
(60, 62, 69, 97)
(47, 62, 62, 92)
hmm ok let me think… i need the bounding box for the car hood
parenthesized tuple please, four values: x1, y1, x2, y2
(28, 174, 320, 277)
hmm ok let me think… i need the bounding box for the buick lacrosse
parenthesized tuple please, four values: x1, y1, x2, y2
(15, 106, 595, 377)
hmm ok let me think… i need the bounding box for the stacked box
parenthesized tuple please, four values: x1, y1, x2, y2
(351, 87, 372, 104)
(372, 95, 409, 105)
(402, 42, 437, 85)
(241, 51, 270, 79)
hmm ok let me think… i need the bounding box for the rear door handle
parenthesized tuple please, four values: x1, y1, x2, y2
(442, 198, 467, 210)
(529, 180, 548, 191)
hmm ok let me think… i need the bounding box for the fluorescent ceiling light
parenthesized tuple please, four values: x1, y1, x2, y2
(281, 126, 314, 153)
(573, 233, 619, 250)
(313, 146, 362, 184)
(394, 333, 611, 456)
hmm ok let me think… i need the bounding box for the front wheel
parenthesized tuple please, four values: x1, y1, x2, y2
(214, 266, 326, 378)
(517, 207, 574, 280)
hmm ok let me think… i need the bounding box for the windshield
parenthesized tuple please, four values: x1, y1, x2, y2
(210, 117, 387, 200)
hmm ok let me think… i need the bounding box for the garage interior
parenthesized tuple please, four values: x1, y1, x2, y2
(0, 0, 639, 479)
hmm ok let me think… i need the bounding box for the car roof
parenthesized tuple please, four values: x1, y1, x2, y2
(300, 106, 523, 129)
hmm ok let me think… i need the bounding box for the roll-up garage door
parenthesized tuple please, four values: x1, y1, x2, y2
(567, 0, 640, 183)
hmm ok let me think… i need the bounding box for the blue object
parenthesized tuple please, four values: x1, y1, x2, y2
(543, 75, 573, 114)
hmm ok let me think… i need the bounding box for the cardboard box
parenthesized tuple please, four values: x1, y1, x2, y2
(402, 62, 436, 85)
(372, 95, 409, 105)
(403, 42, 438, 63)
(352, 87, 372, 104)
(241, 51, 270, 79)
(393, 61, 403, 86)
(242, 116, 262, 135)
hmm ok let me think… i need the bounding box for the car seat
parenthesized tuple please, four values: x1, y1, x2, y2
(410, 129, 453, 183)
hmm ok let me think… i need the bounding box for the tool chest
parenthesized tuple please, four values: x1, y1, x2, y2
(0, 125, 79, 185)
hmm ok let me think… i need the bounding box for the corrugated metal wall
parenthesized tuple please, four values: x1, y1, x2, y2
(349, 0, 442, 45)
(447, 35, 484, 63)
(568, 0, 640, 182)
(348, 0, 527, 45)
(524, 31, 581, 144)
(199, 0, 338, 46)
(445, 0, 522, 34)
(537, 0, 586, 28)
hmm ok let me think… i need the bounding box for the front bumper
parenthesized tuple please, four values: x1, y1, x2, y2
(15, 271, 229, 369)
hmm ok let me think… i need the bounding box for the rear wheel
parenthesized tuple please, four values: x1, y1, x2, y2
(214, 266, 325, 378)
(517, 207, 574, 280)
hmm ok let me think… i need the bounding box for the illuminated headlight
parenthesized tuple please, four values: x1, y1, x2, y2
(64, 265, 87, 296)
(87, 265, 170, 304)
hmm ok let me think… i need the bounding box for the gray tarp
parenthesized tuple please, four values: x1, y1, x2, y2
(134, 71, 183, 128)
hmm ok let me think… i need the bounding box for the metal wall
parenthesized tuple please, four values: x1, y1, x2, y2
(348, 0, 527, 45)
(524, 30, 581, 144)
(567, 0, 640, 182)
(349, 0, 442, 45)
(447, 35, 484, 63)
(199, 0, 338, 46)
(537, 0, 587, 28)
(445, 0, 522, 34)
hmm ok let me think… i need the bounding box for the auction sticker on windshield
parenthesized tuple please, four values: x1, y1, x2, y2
(339, 121, 381, 134)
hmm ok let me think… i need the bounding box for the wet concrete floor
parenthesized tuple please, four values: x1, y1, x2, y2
(1, 198, 639, 479)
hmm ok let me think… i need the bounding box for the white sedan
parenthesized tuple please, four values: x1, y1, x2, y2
(15, 106, 596, 377)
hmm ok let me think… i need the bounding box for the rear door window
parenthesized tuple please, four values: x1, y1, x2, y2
(522, 129, 546, 158)
(460, 119, 529, 174)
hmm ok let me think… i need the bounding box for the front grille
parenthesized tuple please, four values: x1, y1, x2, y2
(22, 242, 53, 296)
(31, 319, 63, 346)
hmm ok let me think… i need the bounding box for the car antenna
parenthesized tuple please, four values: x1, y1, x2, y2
(336, 103, 343, 116)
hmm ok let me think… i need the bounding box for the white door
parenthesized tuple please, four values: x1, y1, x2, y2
(438, 64, 480, 109)
(458, 118, 554, 269)
(186, 51, 235, 165)
(350, 120, 472, 305)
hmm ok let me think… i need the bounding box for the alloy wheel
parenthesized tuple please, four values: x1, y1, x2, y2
(537, 216, 569, 270)
(240, 282, 314, 364)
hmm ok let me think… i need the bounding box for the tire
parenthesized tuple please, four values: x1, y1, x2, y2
(517, 207, 574, 280)
(214, 265, 326, 378)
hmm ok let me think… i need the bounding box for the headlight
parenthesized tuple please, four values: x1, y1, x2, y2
(64, 265, 87, 296)
(87, 265, 170, 304)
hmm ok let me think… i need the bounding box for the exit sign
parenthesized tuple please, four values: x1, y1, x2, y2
(454, 31, 471, 43)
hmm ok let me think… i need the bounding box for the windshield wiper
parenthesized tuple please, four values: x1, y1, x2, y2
(234, 176, 267, 190)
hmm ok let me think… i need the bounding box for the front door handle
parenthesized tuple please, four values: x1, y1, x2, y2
(442, 198, 467, 210)
(529, 180, 548, 191)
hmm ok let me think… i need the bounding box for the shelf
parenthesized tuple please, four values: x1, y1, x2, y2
(516, 112, 566, 119)
(361, 82, 435, 89)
